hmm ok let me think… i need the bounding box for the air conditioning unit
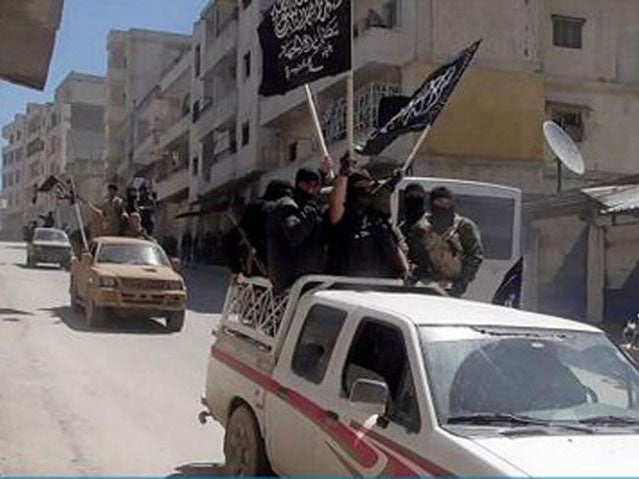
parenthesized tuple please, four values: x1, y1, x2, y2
(214, 130, 230, 155)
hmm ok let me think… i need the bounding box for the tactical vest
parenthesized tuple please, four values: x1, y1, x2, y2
(418, 215, 464, 281)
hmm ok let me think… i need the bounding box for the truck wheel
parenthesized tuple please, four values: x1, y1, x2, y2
(224, 405, 270, 476)
(166, 311, 185, 332)
(86, 298, 105, 328)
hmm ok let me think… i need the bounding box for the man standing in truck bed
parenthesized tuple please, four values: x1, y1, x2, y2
(403, 185, 483, 297)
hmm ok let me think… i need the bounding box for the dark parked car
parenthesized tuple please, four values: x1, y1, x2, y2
(27, 227, 73, 269)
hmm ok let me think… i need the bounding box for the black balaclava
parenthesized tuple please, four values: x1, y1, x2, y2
(263, 179, 293, 202)
(294, 167, 320, 205)
(347, 170, 374, 211)
(404, 183, 426, 226)
(430, 186, 455, 228)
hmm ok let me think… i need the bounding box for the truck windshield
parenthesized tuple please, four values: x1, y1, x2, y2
(97, 244, 170, 267)
(33, 229, 68, 243)
(420, 326, 639, 426)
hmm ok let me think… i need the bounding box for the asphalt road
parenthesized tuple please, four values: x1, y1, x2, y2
(0, 241, 227, 476)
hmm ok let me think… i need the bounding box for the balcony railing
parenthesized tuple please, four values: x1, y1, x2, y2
(322, 82, 401, 143)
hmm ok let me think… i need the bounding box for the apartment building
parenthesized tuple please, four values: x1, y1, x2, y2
(103, 29, 192, 186)
(0, 72, 106, 240)
(132, 51, 192, 240)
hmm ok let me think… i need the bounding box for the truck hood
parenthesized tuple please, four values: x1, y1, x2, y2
(474, 434, 639, 476)
(92, 263, 181, 281)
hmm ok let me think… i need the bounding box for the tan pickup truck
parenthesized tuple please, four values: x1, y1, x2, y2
(69, 236, 187, 331)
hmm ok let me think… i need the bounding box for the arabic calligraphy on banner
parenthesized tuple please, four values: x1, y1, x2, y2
(259, 0, 352, 97)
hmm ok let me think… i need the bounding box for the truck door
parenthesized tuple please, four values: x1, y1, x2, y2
(327, 316, 431, 476)
(266, 303, 348, 476)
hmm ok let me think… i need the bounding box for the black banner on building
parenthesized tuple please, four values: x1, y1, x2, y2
(258, 0, 352, 97)
(357, 40, 481, 156)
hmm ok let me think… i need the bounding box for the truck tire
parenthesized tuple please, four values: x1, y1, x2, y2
(86, 297, 105, 328)
(224, 405, 270, 476)
(166, 311, 185, 332)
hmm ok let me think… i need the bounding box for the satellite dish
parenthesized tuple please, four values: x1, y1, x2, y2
(543, 120, 585, 175)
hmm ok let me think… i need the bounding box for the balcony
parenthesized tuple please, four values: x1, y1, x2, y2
(198, 153, 236, 196)
(156, 167, 189, 201)
(355, 25, 414, 68)
(158, 115, 189, 149)
(193, 93, 237, 140)
(203, 18, 237, 75)
(133, 133, 156, 166)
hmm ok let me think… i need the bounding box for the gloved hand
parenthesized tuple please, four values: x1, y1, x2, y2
(449, 281, 468, 298)
(339, 152, 355, 177)
(383, 168, 405, 192)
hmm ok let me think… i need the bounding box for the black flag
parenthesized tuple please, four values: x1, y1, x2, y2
(258, 0, 352, 97)
(38, 175, 76, 204)
(357, 40, 481, 156)
(492, 257, 524, 308)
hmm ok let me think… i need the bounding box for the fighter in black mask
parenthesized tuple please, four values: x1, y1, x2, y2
(401, 183, 427, 235)
(404, 185, 483, 297)
(327, 155, 409, 278)
(266, 167, 326, 292)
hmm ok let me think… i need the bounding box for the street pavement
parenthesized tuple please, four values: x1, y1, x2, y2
(0, 241, 228, 476)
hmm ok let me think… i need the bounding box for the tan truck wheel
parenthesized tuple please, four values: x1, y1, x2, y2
(224, 405, 270, 476)
(85, 297, 105, 328)
(166, 311, 185, 332)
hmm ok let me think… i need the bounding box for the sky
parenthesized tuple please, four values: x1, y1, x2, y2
(0, 0, 208, 145)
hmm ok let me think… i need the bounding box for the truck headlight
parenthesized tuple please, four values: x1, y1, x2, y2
(169, 281, 184, 290)
(99, 277, 117, 288)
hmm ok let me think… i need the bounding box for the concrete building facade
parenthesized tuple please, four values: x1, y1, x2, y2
(103, 29, 192, 187)
(1, 72, 106, 240)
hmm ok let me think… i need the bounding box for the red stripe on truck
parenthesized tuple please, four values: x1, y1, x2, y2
(211, 345, 453, 477)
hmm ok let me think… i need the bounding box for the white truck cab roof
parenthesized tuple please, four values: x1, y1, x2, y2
(313, 290, 600, 333)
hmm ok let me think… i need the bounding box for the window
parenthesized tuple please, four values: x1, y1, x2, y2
(291, 305, 347, 383)
(192, 157, 199, 176)
(288, 141, 298, 163)
(241, 121, 250, 146)
(9, 134, 14, 144)
(342, 319, 420, 431)
(547, 102, 586, 143)
(242, 0, 252, 8)
(243, 51, 251, 80)
(194, 44, 201, 77)
(181, 94, 191, 117)
(229, 126, 238, 153)
(16, 131, 21, 141)
(192, 100, 200, 123)
(552, 15, 585, 49)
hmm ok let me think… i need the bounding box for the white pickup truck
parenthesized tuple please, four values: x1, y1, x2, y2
(202, 275, 639, 477)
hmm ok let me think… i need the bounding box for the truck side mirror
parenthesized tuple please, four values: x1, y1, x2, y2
(170, 257, 181, 273)
(349, 379, 389, 416)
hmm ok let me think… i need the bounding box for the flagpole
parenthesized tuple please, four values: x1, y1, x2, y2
(346, 0, 355, 158)
(402, 124, 432, 174)
(69, 177, 88, 251)
(304, 84, 329, 158)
